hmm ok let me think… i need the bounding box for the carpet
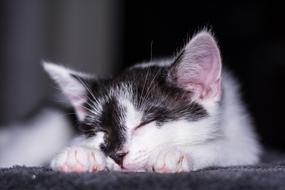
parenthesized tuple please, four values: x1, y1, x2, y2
(0, 150, 285, 190)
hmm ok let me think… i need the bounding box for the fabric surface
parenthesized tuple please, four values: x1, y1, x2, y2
(0, 151, 285, 190)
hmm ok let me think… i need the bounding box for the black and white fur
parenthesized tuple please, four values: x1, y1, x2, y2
(0, 31, 261, 173)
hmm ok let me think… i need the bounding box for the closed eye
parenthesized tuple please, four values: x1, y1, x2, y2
(134, 119, 155, 131)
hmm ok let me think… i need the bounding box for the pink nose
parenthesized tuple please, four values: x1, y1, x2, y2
(110, 151, 128, 168)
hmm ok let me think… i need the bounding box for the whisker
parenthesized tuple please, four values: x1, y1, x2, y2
(76, 77, 98, 104)
(139, 68, 150, 106)
(80, 105, 96, 114)
(140, 67, 161, 107)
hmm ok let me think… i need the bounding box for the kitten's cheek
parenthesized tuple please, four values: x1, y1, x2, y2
(132, 129, 140, 137)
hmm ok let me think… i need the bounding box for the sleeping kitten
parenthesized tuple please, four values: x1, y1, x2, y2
(0, 31, 261, 173)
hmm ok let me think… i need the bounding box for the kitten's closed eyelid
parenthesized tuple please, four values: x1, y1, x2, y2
(134, 119, 155, 131)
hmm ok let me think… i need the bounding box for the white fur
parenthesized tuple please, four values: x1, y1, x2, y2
(134, 58, 173, 68)
(0, 64, 260, 171)
(43, 62, 93, 121)
(120, 69, 260, 171)
(0, 32, 261, 173)
(146, 148, 192, 173)
(51, 69, 260, 172)
(0, 108, 74, 167)
(50, 70, 260, 172)
(50, 146, 106, 172)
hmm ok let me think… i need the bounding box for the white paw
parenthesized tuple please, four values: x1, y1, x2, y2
(50, 146, 106, 173)
(148, 148, 192, 173)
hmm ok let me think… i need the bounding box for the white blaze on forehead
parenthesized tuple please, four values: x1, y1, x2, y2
(117, 97, 143, 131)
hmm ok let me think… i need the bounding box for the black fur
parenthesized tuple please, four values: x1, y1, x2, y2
(78, 61, 208, 163)
(99, 98, 126, 155)
(120, 65, 207, 124)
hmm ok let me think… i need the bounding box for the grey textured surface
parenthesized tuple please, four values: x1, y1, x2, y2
(0, 151, 285, 190)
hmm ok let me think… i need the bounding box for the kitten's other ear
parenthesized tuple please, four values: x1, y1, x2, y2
(43, 62, 92, 121)
(168, 31, 222, 102)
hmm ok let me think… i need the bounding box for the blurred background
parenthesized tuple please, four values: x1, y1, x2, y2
(0, 1, 284, 151)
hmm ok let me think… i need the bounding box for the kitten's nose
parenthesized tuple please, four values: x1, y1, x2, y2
(110, 151, 128, 168)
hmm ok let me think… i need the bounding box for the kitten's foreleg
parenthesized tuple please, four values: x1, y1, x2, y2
(50, 134, 109, 172)
(50, 145, 107, 172)
(146, 147, 193, 173)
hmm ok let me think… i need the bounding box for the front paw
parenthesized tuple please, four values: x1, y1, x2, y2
(50, 146, 106, 173)
(148, 148, 192, 173)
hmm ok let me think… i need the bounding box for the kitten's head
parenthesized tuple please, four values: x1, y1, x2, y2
(44, 31, 222, 170)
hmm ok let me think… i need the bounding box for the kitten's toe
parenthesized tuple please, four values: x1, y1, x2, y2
(150, 148, 192, 173)
(50, 146, 106, 173)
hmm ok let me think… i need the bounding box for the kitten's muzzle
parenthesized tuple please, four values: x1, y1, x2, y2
(110, 151, 128, 168)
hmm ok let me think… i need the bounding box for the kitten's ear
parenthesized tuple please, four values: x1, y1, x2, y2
(43, 62, 92, 121)
(168, 31, 222, 102)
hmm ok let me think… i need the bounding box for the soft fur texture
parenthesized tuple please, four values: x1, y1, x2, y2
(0, 31, 261, 173)
(0, 108, 74, 167)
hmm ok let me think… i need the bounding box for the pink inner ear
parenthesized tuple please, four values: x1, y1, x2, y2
(67, 94, 87, 121)
(43, 62, 89, 121)
(176, 33, 222, 101)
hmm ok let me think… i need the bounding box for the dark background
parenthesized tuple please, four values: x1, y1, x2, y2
(1, 1, 284, 151)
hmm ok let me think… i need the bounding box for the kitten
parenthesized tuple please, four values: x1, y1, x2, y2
(0, 31, 261, 173)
